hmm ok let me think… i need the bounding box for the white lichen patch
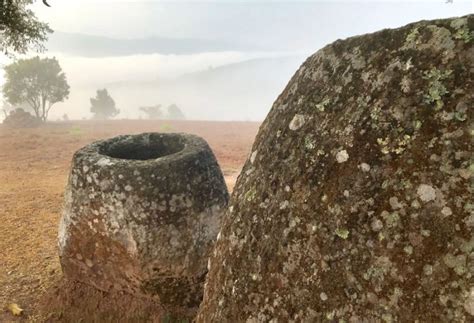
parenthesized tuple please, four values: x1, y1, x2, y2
(441, 206, 452, 216)
(371, 218, 383, 232)
(443, 253, 467, 275)
(459, 168, 472, 179)
(250, 150, 258, 164)
(359, 163, 371, 172)
(320, 292, 328, 301)
(423, 264, 433, 276)
(279, 200, 290, 210)
(464, 287, 474, 315)
(336, 150, 349, 163)
(97, 158, 114, 167)
(417, 184, 437, 202)
(389, 196, 402, 210)
(403, 245, 413, 255)
(289, 114, 305, 131)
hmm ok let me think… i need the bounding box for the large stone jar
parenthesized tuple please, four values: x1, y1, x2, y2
(59, 133, 229, 308)
(198, 15, 474, 322)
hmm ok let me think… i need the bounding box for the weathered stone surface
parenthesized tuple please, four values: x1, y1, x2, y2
(198, 15, 473, 322)
(59, 133, 228, 308)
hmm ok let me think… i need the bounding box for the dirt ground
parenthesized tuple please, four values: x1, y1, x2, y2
(0, 120, 260, 322)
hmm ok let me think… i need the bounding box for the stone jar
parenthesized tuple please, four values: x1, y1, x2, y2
(59, 132, 229, 308)
(198, 15, 474, 322)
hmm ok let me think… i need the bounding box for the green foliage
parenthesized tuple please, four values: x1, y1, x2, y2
(90, 89, 119, 120)
(167, 104, 185, 120)
(423, 68, 452, 110)
(2, 56, 70, 121)
(139, 104, 162, 120)
(0, 0, 52, 55)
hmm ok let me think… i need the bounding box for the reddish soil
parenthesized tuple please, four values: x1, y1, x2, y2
(0, 120, 259, 322)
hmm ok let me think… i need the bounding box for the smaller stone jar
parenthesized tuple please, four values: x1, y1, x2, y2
(58, 133, 229, 307)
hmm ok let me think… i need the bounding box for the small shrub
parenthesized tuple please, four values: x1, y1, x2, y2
(2, 108, 41, 128)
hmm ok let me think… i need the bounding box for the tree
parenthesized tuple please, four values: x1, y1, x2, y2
(2, 56, 70, 122)
(90, 89, 119, 120)
(139, 104, 162, 120)
(1, 100, 13, 119)
(167, 104, 185, 120)
(0, 0, 52, 55)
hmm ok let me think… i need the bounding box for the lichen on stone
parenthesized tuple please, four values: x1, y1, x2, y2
(423, 67, 452, 109)
(197, 14, 474, 323)
(59, 133, 229, 309)
(336, 149, 349, 163)
(451, 17, 473, 43)
(289, 114, 306, 130)
(315, 98, 331, 112)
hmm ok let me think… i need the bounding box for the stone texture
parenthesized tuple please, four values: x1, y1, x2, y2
(198, 15, 474, 322)
(59, 133, 228, 308)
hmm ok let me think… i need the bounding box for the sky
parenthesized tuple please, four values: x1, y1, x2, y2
(32, 1, 472, 41)
(1, 1, 473, 121)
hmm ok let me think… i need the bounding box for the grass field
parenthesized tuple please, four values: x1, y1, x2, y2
(0, 120, 260, 321)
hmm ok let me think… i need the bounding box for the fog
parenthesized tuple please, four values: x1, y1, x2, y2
(1, 0, 472, 121)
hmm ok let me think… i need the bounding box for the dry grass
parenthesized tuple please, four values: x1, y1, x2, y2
(0, 120, 259, 322)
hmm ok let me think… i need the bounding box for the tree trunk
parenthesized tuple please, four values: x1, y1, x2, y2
(41, 95, 47, 122)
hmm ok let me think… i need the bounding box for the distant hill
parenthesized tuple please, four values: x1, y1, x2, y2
(101, 56, 305, 121)
(177, 56, 300, 82)
(47, 55, 307, 121)
(46, 32, 256, 57)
